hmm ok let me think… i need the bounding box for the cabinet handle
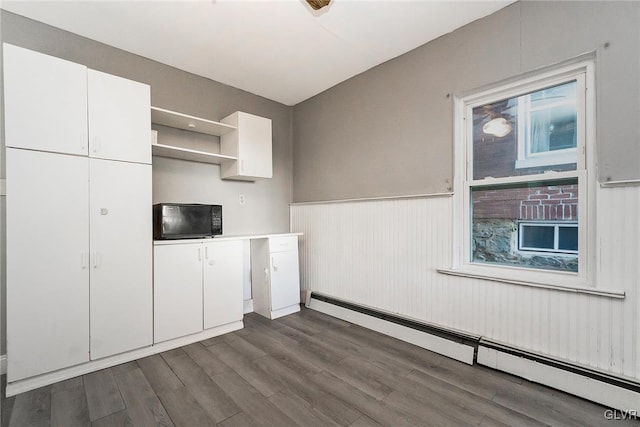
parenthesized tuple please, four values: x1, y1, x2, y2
(205, 246, 209, 259)
(240, 160, 245, 173)
(198, 248, 202, 261)
(92, 252, 100, 269)
(272, 256, 277, 272)
(92, 136, 99, 154)
(81, 133, 87, 151)
(81, 253, 87, 269)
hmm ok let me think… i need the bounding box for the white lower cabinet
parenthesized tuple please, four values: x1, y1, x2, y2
(251, 236, 301, 320)
(154, 240, 243, 343)
(7, 149, 90, 381)
(6, 149, 152, 382)
(203, 241, 244, 329)
(89, 160, 152, 359)
(270, 250, 302, 311)
(153, 243, 204, 343)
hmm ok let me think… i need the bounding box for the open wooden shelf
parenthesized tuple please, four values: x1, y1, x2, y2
(152, 143, 237, 165)
(151, 107, 236, 136)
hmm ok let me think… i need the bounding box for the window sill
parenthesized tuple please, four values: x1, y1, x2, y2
(437, 268, 625, 299)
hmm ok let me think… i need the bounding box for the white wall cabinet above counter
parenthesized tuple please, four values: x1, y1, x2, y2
(221, 112, 273, 181)
(150, 107, 272, 181)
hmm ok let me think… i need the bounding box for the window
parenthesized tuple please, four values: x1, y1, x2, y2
(519, 221, 578, 254)
(454, 59, 594, 284)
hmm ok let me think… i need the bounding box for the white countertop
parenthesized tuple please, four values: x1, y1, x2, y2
(153, 232, 303, 245)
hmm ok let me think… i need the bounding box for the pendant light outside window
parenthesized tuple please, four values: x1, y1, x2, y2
(483, 117, 512, 137)
(306, 0, 330, 10)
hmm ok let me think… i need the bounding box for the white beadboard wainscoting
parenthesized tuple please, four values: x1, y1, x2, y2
(290, 186, 640, 385)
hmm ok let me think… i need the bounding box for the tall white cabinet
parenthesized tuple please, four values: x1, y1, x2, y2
(4, 44, 152, 381)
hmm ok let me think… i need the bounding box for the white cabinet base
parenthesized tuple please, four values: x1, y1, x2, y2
(5, 320, 243, 398)
(268, 304, 301, 320)
(243, 299, 254, 314)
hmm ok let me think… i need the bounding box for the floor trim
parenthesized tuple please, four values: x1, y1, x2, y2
(6, 320, 243, 397)
(307, 291, 640, 412)
(307, 293, 477, 365)
(243, 299, 254, 314)
(478, 343, 640, 411)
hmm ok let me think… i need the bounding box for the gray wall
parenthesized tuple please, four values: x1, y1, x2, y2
(292, 1, 640, 202)
(0, 11, 294, 355)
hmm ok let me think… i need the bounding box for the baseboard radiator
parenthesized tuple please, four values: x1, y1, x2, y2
(307, 292, 479, 365)
(306, 292, 640, 411)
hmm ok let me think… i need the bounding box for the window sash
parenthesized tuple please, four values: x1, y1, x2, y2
(465, 171, 584, 273)
(466, 72, 586, 182)
(516, 79, 581, 169)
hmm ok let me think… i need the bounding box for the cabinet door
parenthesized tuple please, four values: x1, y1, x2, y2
(221, 112, 272, 180)
(6, 149, 90, 381)
(270, 251, 300, 311)
(89, 159, 152, 359)
(3, 44, 88, 156)
(88, 69, 151, 164)
(154, 244, 203, 343)
(203, 240, 243, 329)
(239, 112, 272, 179)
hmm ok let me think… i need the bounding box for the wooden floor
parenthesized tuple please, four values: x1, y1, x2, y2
(2, 307, 633, 427)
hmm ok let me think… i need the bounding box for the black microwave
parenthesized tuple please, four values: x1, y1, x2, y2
(153, 203, 222, 240)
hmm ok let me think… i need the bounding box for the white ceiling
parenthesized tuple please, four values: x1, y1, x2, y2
(1, 0, 513, 106)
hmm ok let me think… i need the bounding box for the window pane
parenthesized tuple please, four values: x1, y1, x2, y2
(521, 225, 555, 249)
(558, 226, 578, 251)
(471, 180, 578, 272)
(530, 104, 577, 153)
(473, 81, 578, 180)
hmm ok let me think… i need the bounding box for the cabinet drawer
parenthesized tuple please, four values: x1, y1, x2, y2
(269, 236, 298, 253)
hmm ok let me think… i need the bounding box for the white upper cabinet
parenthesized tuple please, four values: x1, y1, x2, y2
(3, 43, 88, 156)
(88, 70, 151, 164)
(221, 112, 272, 181)
(3, 44, 151, 163)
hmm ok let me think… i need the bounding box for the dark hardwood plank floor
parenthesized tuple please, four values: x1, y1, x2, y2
(2, 306, 635, 427)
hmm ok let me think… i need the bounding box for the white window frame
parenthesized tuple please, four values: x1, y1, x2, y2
(451, 58, 596, 289)
(518, 221, 579, 254)
(515, 86, 578, 169)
